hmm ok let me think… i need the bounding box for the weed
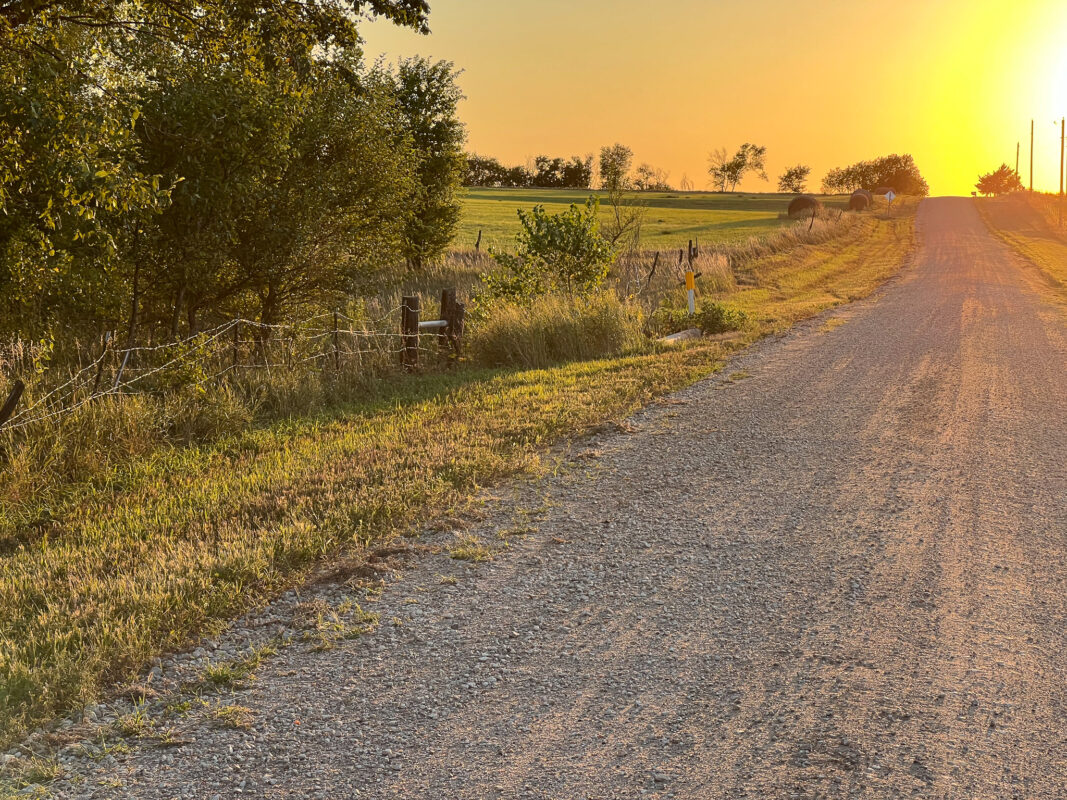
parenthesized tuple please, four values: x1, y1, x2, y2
(212, 705, 253, 730)
(448, 535, 494, 563)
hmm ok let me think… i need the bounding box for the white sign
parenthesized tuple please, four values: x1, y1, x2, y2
(886, 190, 897, 203)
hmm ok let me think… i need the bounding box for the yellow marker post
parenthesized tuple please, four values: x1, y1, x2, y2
(685, 271, 696, 316)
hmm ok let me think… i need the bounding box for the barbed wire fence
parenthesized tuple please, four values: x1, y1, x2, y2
(0, 291, 465, 435)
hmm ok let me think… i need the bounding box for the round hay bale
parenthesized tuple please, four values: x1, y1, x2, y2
(787, 195, 821, 217)
(849, 190, 870, 211)
(855, 189, 874, 203)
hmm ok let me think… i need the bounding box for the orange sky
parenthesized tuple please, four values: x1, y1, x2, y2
(363, 1, 1067, 196)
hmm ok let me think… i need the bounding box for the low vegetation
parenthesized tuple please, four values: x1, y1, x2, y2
(976, 192, 1067, 292)
(0, 197, 916, 748)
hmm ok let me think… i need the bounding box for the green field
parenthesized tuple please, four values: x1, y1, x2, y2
(458, 188, 857, 251)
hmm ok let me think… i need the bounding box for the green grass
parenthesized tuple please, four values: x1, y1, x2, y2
(0, 199, 916, 749)
(459, 188, 859, 252)
(976, 193, 1067, 296)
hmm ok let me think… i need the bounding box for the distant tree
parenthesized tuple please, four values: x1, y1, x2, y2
(599, 144, 633, 192)
(633, 163, 673, 192)
(465, 154, 509, 187)
(707, 148, 731, 192)
(975, 164, 1023, 196)
(561, 155, 594, 189)
(708, 143, 768, 192)
(598, 144, 643, 250)
(822, 154, 929, 197)
(778, 164, 811, 194)
(390, 57, 466, 270)
(679, 174, 694, 192)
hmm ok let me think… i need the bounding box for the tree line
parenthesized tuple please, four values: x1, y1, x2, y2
(1, 0, 465, 342)
(465, 147, 673, 192)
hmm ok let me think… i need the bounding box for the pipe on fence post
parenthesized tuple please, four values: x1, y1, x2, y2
(401, 295, 420, 370)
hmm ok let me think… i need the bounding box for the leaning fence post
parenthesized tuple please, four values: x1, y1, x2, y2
(401, 295, 420, 370)
(0, 380, 25, 429)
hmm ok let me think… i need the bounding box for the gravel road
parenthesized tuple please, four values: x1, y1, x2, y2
(56, 197, 1067, 799)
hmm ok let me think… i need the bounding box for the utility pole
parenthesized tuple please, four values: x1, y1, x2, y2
(1060, 117, 1064, 227)
(1016, 141, 1020, 176)
(1030, 119, 1034, 192)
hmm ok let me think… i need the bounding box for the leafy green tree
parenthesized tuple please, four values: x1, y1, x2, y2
(777, 165, 811, 194)
(0, 0, 432, 337)
(708, 143, 768, 192)
(598, 144, 633, 193)
(633, 164, 672, 191)
(821, 154, 929, 196)
(389, 57, 465, 270)
(484, 199, 616, 300)
(975, 164, 1023, 197)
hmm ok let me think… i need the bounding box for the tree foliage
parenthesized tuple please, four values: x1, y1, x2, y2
(821, 154, 929, 197)
(777, 164, 811, 194)
(633, 163, 672, 192)
(0, 0, 465, 338)
(707, 143, 768, 192)
(975, 164, 1023, 197)
(483, 199, 616, 301)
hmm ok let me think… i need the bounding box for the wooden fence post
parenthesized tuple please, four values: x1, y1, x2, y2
(475, 230, 482, 252)
(439, 288, 455, 356)
(401, 295, 420, 370)
(0, 380, 25, 428)
(232, 321, 240, 370)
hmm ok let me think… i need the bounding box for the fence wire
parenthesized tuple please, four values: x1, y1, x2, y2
(0, 305, 452, 433)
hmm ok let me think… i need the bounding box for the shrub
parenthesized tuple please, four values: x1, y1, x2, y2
(467, 293, 644, 369)
(695, 300, 750, 334)
(648, 299, 750, 338)
(482, 198, 616, 302)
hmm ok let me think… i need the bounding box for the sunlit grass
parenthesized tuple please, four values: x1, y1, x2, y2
(0, 200, 915, 748)
(459, 187, 857, 251)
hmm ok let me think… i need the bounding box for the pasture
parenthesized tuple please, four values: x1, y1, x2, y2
(457, 188, 858, 251)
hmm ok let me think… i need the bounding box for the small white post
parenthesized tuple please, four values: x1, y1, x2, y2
(685, 270, 696, 316)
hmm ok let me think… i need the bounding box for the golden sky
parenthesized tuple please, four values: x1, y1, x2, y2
(363, 1, 1067, 196)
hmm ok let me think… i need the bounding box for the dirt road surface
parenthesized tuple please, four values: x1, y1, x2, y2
(65, 197, 1067, 798)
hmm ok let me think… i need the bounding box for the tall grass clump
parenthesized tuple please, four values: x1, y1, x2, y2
(468, 293, 645, 369)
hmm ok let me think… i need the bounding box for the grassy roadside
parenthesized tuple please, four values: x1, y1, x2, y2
(975, 194, 1067, 294)
(0, 202, 917, 748)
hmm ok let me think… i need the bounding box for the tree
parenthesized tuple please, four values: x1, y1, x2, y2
(0, 0, 433, 337)
(598, 144, 633, 192)
(778, 165, 811, 194)
(975, 164, 1023, 197)
(484, 198, 616, 300)
(389, 57, 466, 270)
(821, 154, 929, 196)
(708, 143, 768, 192)
(465, 155, 509, 187)
(598, 144, 643, 250)
(633, 164, 673, 192)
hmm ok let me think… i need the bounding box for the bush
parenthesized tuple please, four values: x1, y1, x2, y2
(648, 299, 750, 337)
(482, 198, 616, 302)
(468, 293, 644, 369)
